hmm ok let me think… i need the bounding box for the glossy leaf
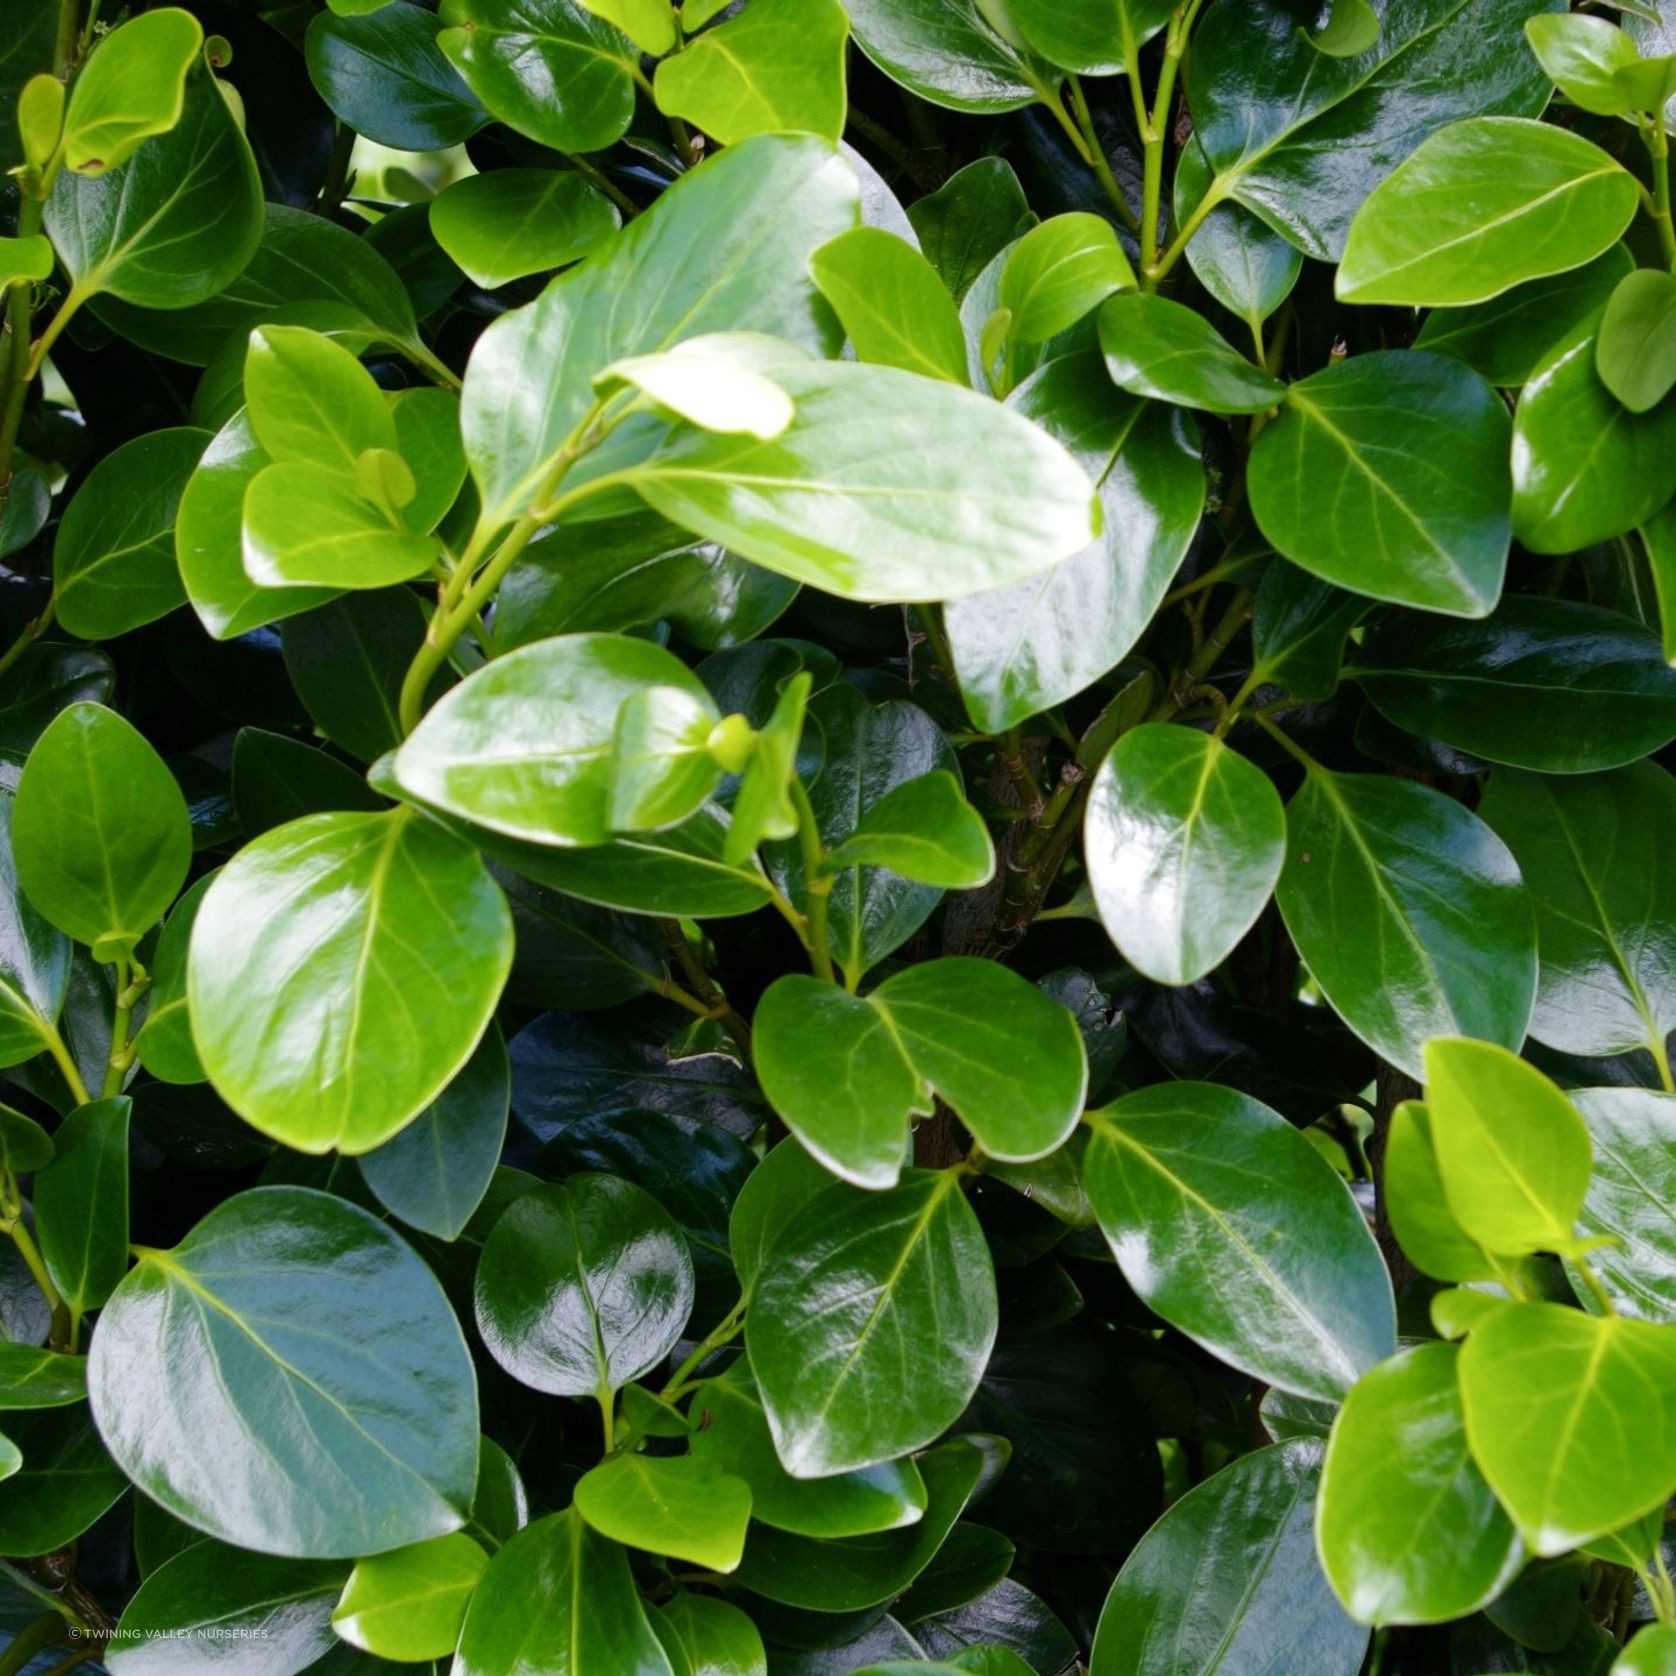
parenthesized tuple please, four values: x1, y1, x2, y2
(1007, 0, 1171, 75)
(430, 167, 620, 289)
(753, 961, 1086, 1188)
(474, 1174, 695, 1397)
(907, 157, 1032, 300)
(821, 771, 995, 888)
(1274, 765, 1536, 1078)
(810, 227, 968, 383)
(1249, 352, 1512, 617)
(1317, 1341, 1521, 1626)
(0, 797, 71, 1072)
(746, 1169, 997, 1476)
(842, 0, 1056, 113)
(0, 1344, 87, 1411)
(61, 8, 203, 176)
(1086, 725, 1285, 987)
(1083, 1082, 1395, 1401)
(13, 702, 192, 960)
(189, 809, 513, 1153)
(1598, 268, 1676, 413)
(1571, 1088, 1676, 1323)
(575, 1452, 752, 1572)
(34, 1095, 129, 1321)
(999, 213, 1136, 346)
(332, 1532, 490, 1661)
(1098, 292, 1284, 414)
(1384, 1101, 1497, 1284)
(1460, 1302, 1676, 1555)
(1337, 119, 1637, 307)
(1525, 12, 1643, 114)
(88, 1186, 480, 1558)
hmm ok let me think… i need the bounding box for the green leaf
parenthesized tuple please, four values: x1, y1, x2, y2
(1480, 763, 1676, 1060)
(1248, 351, 1512, 616)
(306, 1, 487, 150)
(727, 1137, 832, 1299)
(577, 0, 675, 52)
(842, 0, 1057, 113)
(438, 0, 639, 154)
(810, 227, 968, 383)
(1525, 12, 1642, 114)
(730, 1435, 991, 1611)
(1171, 134, 1301, 335)
(46, 67, 261, 309)
(1083, 1082, 1395, 1400)
(1312, 0, 1381, 55)
(0, 796, 71, 1072)
(244, 325, 397, 472)
(462, 134, 856, 530)
(946, 356, 1201, 734)
(725, 671, 807, 864)
(1098, 293, 1285, 414)
(1511, 332, 1676, 554)
(35, 1095, 128, 1321)
(473, 1174, 694, 1397)
(1425, 1036, 1591, 1258)
(1354, 597, 1676, 774)
(1620, 1625, 1676, 1676)
(1249, 562, 1366, 702)
(357, 1027, 509, 1241)
(1086, 725, 1285, 986)
(88, 1186, 479, 1558)
(998, 213, 1136, 346)
(1317, 1341, 1521, 1626)
(686, 1361, 929, 1538)
(655, 0, 848, 144)
(599, 334, 801, 441)
(14, 702, 192, 960)
(108, 1540, 344, 1675)
(391, 633, 718, 847)
(1089, 1440, 1367, 1676)
(1274, 765, 1536, 1078)
(61, 7, 203, 176)
(606, 683, 726, 833)
(0, 1344, 87, 1411)
(753, 961, 1086, 1188)
(455, 1507, 675, 1676)
(746, 1169, 997, 1476)
(821, 771, 994, 888)
(575, 1453, 752, 1572)
(621, 358, 1098, 604)
(1459, 1302, 1676, 1555)
(176, 412, 336, 641)
(430, 167, 620, 289)
(53, 427, 206, 640)
(1337, 118, 1638, 306)
(1597, 267, 1676, 413)
(1570, 1088, 1676, 1323)
(661, 1592, 767, 1676)
(332, 1532, 490, 1661)
(242, 460, 436, 590)
(1384, 1101, 1497, 1284)
(230, 728, 384, 838)
(1186, 0, 1559, 261)
(189, 809, 512, 1153)
(1006, 0, 1171, 74)
(906, 157, 1032, 301)
(0, 1408, 126, 1556)
(1415, 244, 1634, 387)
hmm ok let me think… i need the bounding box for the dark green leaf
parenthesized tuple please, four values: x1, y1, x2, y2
(0, 1407, 126, 1556)
(842, 0, 1057, 113)
(34, 1095, 128, 1322)
(1098, 293, 1284, 414)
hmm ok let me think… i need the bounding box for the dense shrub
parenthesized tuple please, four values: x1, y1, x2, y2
(2, 0, 1676, 1672)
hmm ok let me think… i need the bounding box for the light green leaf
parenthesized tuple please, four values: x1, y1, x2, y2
(724, 671, 807, 864)
(1525, 12, 1642, 114)
(1311, 0, 1380, 55)
(599, 334, 801, 440)
(474, 1174, 694, 1397)
(242, 461, 436, 589)
(1086, 724, 1285, 986)
(746, 1169, 997, 1476)
(1383, 1101, 1498, 1284)
(1006, 0, 1172, 74)
(810, 226, 968, 383)
(578, 0, 675, 52)
(438, 0, 639, 154)
(607, 684, 725, 833)
(244, 324, 396, 472)
(1598, 267, 1676, 413)
(332, 1532, 489, 1661)
(821, 770, 995, 888)
(1317, 1341, 1522, 1626)
(455, 1507, 675, 1676)
(1338, 118, 1638, 306)
(88, 1186, 480, 1558)
(61, 8, 203, 176)
(1459, 1302, 1676, 1555)
(391, 633, 719, 847)
(575, 1453, 752, 1573)
(1098, 292, 1285, 414)
(189, 808, 512, 1153)
(661, 1592, 767, 1676)
(1083, 1082, 1395, 1401)
(654, 0, 849, 144)
(53, 428, 207, 640)
(14, 702, 192, 961)
(1249, 351, 1512, 616)
(753, 961, 1086, 1188)
(430, 167, 620, 289)
(1274, 765, 1536, 1078)
(999, 213, 1135, 345)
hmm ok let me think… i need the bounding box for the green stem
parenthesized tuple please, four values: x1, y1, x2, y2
(1148, 173, 1226, 288)
(659, 920, 752, 1061)
(789, 776, 836, 984)
(1066, 77, 1140, 235)
(1572, 1254, 1618, 1318)
(38, 1019, 90, 1109)
(0, 195, 48, 490)
(566, 152, 638, 219)
(1149, 587, 1254, 720)
(2, 1217, 65, 1348)
(1648, 110, 1676, 269)
(0, 1613, 66, 1676)
(101, 959, 149, 1099)
(1649, 1027, 1675, 1096)
(660, 1297, 747, 1403)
